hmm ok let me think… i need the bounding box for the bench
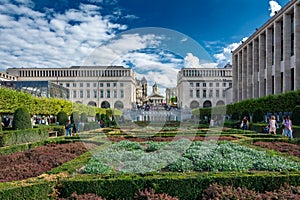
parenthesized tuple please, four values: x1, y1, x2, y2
(49, 131, 58, 137)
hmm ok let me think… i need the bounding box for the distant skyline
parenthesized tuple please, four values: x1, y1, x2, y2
(0, 0, 290, 93)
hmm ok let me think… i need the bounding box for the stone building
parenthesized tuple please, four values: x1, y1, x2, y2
(135, 76, 148, 106)
(232, 0, 300, 102)
(177, 67, 232, 109)
(6, 66, 136, 109)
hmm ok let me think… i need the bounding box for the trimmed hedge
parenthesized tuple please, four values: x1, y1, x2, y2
(1, 172, 299, 200)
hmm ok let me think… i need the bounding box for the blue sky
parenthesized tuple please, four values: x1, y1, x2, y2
(0, 0, 289, 92)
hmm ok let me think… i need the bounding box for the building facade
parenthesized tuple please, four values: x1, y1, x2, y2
(177, 67, 232, 109)
(7, 66, 136, 109)
(232, 0, 300, 102)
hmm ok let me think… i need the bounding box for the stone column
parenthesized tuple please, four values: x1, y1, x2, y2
(266, 28, 273, 95)
(232, 54, 238, 102)
(247, 43, 253, 99)
(242, 48, 247, 100)
(253, 38, 259, 98)
(283, 13, 292, 92)
(274, 20, 282, 94)
(238, 51, 243, 101)
(259, 33, 266, 97)
(294, 4, 300, 90)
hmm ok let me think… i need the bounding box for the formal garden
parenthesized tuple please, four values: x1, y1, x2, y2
(0, 88, 300, 199)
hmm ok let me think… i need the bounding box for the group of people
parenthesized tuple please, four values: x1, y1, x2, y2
(265, 115, 293, 138)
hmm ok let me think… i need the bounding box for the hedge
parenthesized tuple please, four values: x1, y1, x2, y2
(1, 172, 299, 200)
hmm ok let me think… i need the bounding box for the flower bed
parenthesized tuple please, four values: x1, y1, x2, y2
(82, 139, 300, 174)
(107, 135, 236, 143)
(0, 142, 97, 182)
(253, 141, 300, 157)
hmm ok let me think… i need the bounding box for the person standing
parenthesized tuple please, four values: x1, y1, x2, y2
(268, 115, 277, 134)
(65, 120, 72, 136)
(241, 117, 249, 130)
(283, 115, 293, 139)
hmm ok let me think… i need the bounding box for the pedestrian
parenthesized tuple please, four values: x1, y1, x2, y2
(65, 120, 72, 136)
(268, 115, 277, 134)
(282, 115, 293, 139)
(241, 116, 249, 130)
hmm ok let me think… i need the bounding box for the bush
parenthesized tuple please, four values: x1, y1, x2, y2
(57, 111, 68, 126)
(292, 106, 300, 126)
(81, 113, 88, 123)
(12, 107, 31, 130)
(252, 109, 264, 123)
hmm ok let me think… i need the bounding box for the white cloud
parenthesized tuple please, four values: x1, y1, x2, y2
(184, 53, 216, 68)
(0, 0, 127, 69)
(269, 0, 282, 17)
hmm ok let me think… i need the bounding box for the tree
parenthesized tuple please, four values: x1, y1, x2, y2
(57, 111, 68, 126)
(292, 106, 300, 126)
(12, 107, 31, 130)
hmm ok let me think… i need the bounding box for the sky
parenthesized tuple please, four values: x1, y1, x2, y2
(0, 0, 290, 94)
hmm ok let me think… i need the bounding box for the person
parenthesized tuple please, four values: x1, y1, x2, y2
(282, 115, 293, 139)
(268, 115, 277, 134)
(65, 120, 72, 136)
(241, 117, 249, 130)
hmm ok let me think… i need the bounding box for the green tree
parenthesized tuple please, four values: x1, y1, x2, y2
(12, 107, 31, 130)
(292, 106, 300, 126)
(57, 111, 68, 126)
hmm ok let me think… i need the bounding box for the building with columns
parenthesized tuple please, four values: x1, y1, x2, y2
(232, 0, 300, 103)
(177, 67, 232, 109)
(6, 66, 136, 109)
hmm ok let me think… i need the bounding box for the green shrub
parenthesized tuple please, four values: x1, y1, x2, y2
(57, 111, 68, 126)
(12, 107, 31, 130)
(252, 109, 264, 123)
(81, 113, 88, 122)
(292, 106, 300, 126)
(231, 113, 240, 120)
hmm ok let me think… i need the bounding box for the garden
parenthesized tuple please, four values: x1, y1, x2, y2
(0, 88, 300, 199)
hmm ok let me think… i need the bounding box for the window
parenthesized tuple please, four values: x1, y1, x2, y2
(203, 89, 206, 98)
(120, 90, 124, 98)
(93, 83, 97, 87)
(107, 83, 110, 87)
(66, 83, 70, 87)
(87, 90, 90, 98)
(216, 90, 220, 98)
(223, 83, 226, 87)
(229, 83, 232, 87)
(196, 89, 200, 98)
(189, 82, 193, 87)
(216, 83, 219, 87)
(59, 83, 63, 86)
(107, 89, 110, 98)
(86, 83, 90, 87)
(222, 90, 226, 98)
(209, 83, 213, 87)
(100, 83, 103, 87)
(189, 90, 193, 98)
(93, 90, 97, 98)
(73, 83, 77, 87)
(80, 82, 83, 87)
(203, 83, 206, 87)
(114, 90, 117, 98)
(100, 90, 104, 98)
(120, 82, 124, 87)
(80, 90, 83, 98)
(73, 90, 77, 98)
(196, 82, 200, 87)
(113, 82, 117, 87)
(209, 89, 213, 98)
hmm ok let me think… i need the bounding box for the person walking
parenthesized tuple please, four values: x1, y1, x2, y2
(65, 120, 72, 136)
(268, 115, 277, 134)
(282, 115, 293, 139)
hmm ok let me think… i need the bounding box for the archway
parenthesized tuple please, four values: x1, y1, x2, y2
(190, 100, 200, 109)
(101, 101, 110, 108)
(203, 100, 212, 108)
(114, 101, 124, 109)
(216, 100, 225, 106)
(88, 101, 97, 107)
